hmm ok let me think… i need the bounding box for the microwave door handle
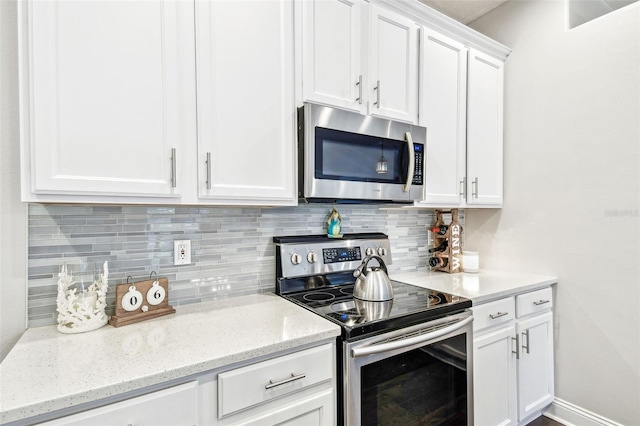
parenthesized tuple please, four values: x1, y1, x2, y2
(402, 131, 415, 192)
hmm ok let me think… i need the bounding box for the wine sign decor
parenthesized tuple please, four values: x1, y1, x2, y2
(428, 209, 463, 274)
(109, 273, 175, 328)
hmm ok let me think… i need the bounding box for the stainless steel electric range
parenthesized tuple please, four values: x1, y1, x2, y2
(274, 233, 474, 426)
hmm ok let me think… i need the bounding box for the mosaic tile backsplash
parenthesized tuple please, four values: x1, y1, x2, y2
(27, 204, 464, 327)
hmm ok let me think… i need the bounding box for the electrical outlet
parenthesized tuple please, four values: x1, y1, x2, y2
(174, 240, 191, 265)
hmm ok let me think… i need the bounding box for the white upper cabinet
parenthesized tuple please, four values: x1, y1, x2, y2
(20, 0, 196, 202)
(20, 0, 296, 206)
(466, 48, 504, 206)
(195, 0, 296, 205)
(301, 0, 364, 113)
(368, 4, 419, 123)
(419, 29, 468, 205)
(417, 38, 505, 208)
(300, 0, 418, 123)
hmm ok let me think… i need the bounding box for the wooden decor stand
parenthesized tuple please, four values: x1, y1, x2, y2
(430, 209, 463, 274)
(109, 275, 175, 327)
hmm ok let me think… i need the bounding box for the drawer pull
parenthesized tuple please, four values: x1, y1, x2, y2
(489, 311, 508, 320)
(533, 299, 550, 306)
(265, 372, 306, 390)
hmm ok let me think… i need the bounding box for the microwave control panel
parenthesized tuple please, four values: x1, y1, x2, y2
(413, 144, 424, 185)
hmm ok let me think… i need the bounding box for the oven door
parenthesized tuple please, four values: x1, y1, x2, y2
(344, 311, 473, 426)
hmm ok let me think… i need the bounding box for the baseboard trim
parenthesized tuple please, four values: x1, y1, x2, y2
(544, 398, 623, 426)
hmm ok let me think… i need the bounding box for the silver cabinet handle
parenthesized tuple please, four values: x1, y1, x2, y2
(356, 75, 363, 104)
(171, 148, 177, 188)
(205, 152, 212, 190)
(534, 299, 550, 306)
(512, 334, 519, 360)
(522, 329, 530, 354)
(402, 131, 415, 193)
(489, 311, 508, 320)
(373, 80, 380, 108)
(265, 373, 306, 390)
(459, 177, 466, 197)
(472, 177, 478, 198)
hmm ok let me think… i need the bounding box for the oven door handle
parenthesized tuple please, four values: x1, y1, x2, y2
(351, 315, 473, 358)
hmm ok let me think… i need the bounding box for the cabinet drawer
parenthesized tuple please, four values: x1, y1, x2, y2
(218, 343, 334, 417)
(471, 297, 515, 332)
(517, 287, 553, 317)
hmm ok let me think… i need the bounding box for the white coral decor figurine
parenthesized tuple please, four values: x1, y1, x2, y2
(56, 261, 109, 334)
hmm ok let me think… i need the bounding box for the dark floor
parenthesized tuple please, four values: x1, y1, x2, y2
(528, 415, 564, 426)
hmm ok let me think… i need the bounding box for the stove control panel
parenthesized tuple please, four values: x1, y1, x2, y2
(276, 235, 392, 279)
(323, 247, 361, 264)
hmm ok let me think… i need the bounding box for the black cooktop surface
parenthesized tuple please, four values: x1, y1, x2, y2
(278, 271, 471, 340)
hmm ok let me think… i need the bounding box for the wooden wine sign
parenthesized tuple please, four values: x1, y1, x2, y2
(109, 274, 175, 328)
(429, 209, 463, 274)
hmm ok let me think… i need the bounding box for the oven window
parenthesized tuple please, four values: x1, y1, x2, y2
(360, 334, 467, 425)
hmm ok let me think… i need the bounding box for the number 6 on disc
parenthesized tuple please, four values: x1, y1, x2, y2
(146, 281, 166, 306)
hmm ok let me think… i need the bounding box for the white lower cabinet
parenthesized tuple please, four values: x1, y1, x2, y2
(212, 343, 335, 426)
(472, 297, 518, 426)
(37, 381, 200, 426)
(515, 292, 555, 422)
(35, 342, 335, 426)
(472, 288, 554, 426)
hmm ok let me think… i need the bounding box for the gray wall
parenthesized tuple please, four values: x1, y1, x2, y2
(467, 1, 640, 424)
(0, 0, 27, 362)
(27, 204, 444, 327)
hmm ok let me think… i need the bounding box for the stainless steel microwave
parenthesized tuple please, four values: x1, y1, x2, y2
(298, 103, 426, 203)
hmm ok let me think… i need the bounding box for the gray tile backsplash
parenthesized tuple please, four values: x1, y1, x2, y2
(27, 204, 464, 327)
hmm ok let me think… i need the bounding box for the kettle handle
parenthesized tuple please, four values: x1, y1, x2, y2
(353, 255, 388, 278)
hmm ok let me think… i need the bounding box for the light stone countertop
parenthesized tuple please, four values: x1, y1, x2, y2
(0, 293, 341, 425)
(393, 269, 558, 304)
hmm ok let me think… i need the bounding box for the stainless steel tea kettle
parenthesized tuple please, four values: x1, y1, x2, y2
(353, 255, 394, 301)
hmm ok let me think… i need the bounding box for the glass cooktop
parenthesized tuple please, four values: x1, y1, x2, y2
(278, 271, 471, 340)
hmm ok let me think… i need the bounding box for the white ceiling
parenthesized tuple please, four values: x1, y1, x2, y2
(418, 0, 510, 24)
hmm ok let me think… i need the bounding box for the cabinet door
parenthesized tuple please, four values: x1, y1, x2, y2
(231, 387, 334, 426)
(195, 0, 296, 205)
(301, 0, 364, 113)
(516, 312, 555, 421)
(368, 4, 418, 123)
(466, 48, 504, 206)
(474, 325, 518, 426)
(38, 381, 199, 426)
(418, 29, 467, 205)
(21, 0, 195, 200)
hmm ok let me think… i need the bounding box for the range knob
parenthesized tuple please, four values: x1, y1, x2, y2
(307, 252, 318, 263)
(365, 247, 375, 256)
(377, 247, 387, 256)
(290, 253, 302, 265)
